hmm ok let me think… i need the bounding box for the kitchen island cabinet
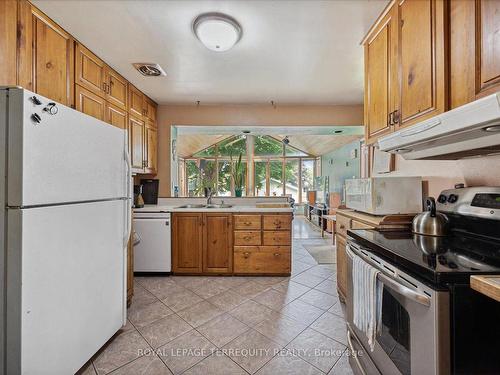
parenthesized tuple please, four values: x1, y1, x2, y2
(171, 211, 292, 276)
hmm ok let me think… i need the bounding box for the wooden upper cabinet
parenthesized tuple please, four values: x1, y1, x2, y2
(75, 42, 106, 98)
(129, 115, 145, 172)
(106, 68, 128, 110)
(144, 97, 157, 123)
(106, 102, 127, 129)
(172, 213, 203, 274)
(76, 42, 128, 110)
(18, 1, 74, 106)
(144, 121, 158, 174)
(395, 0, 447, 129)
(476, 0, 500, 97)
(75, 84, 106, 122)
(203, 213, 233, 274)
(0, 1, 17, 86)
(450, 0, 500, 108)
(128, 85, 145, 118)
(364, 5, 398, 144)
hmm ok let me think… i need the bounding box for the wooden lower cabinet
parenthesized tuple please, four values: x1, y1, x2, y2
(203, 213, 233, 274)
(172, 212, 292, 276)
(172, 212, 232, 274)
(172, 213, 203, 273)
(335, 235, 348, 302)
(234, 247, 291, 274)
(233, 213, 292, 275)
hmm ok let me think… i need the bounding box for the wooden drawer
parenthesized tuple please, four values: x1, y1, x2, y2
(336, 215, 352, 238)
(234, 215, 261, 230)
(234, 231, 261, 246)
(234, 246, 260, 253)
(234, 251, 290, 274)
(262, 231, 291, 246)
(234, 246, 290, 254)
(263, 215, 291, 231)
(351, 220, 375, 230)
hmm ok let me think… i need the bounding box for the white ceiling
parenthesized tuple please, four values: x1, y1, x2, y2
(33, 0, 387, 105)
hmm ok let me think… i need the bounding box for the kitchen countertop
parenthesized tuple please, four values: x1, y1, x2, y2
(470, 275, 500, 302)
(134, 204, 294, 213)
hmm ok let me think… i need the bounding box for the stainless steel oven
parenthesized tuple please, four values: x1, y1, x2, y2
(345, 239, 450, 375)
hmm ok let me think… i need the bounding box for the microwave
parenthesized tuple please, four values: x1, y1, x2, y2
(345, 177, 422, 215)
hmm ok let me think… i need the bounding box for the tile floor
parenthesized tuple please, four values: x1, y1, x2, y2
(77, 216, 353, 375)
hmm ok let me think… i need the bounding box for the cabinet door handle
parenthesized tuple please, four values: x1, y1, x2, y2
(340, 225, 345, 229)
(388, 111, 394, 126)
(393, 110, 400, 124)
(102, 82, 107, 93)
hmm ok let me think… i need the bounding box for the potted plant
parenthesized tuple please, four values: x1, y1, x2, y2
(231, 152, 244, 197)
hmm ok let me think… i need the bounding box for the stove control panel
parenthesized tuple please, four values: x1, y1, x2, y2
(437, 186, 500, 220)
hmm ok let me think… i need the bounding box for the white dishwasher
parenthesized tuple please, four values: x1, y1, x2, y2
(133, 210, 171, 272)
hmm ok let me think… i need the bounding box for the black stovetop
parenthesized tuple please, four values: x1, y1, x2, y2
(348, 228, 500, 286)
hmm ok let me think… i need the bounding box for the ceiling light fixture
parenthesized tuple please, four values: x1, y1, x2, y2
(132, 63, 166, 77)
(193, 12, 242, 52)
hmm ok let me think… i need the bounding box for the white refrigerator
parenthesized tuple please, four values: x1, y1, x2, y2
(0, 88, 132, 374)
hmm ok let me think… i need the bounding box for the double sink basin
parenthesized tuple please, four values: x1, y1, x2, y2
(176, 203, 233, 209)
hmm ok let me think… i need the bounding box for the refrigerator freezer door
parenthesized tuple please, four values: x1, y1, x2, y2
(6, 88, 127, 207)
(6, 200, 126, 375)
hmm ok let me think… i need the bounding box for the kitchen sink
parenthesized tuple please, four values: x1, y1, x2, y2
(205, 204, 233, 209)
(176, 203, 233, 209)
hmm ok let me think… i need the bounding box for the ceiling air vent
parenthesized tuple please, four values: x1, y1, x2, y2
(132, 63, 166, 77)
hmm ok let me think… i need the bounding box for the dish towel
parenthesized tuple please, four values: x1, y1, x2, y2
(350, 245, 383, 352)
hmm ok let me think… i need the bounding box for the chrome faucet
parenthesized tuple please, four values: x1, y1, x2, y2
(206, 188, 214, 205)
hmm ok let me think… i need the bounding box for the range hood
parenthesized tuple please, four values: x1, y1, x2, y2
(378, 93, 500, 160)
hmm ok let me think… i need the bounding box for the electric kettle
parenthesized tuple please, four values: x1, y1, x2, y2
(412, 197, 449, 236)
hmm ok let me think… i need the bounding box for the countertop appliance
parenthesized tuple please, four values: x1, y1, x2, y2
(133, 210, 171, 273)
(412, 197, 449, 236)
(0, 88, 132, 374)
(345, 177, 422, 215)
(140, 178, 159, 205)
(346, 186, 500, 375)
(378, 92, 500, 160)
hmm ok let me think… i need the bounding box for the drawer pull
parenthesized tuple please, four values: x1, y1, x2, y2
(243, 252, 250, 259)
(243, 236, 252, 241)
(340, 225, 345, 229)
(274, 253, 280, 257)
(244, 221, 251, 225)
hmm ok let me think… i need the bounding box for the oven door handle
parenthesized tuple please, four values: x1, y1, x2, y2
(347, 330, 367, 375)
(346, 243, 431, 307)
(377, 272, 430, 307)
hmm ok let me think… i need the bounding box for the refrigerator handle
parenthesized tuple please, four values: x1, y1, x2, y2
(122, 134, 133, 326)
(124, 146, 132, 247)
